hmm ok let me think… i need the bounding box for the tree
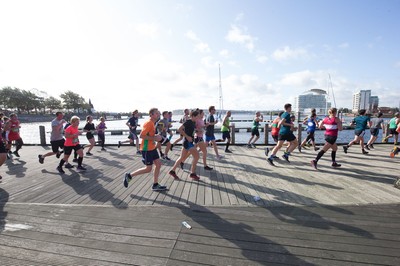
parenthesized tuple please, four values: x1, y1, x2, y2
(44, 96, 63, 113)
(60, 90, 88, 113)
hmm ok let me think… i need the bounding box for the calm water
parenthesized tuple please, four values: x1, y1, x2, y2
(19, 114, 386, 145)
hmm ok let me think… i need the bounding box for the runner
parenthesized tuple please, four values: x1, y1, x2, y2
(83, 115, 96, 155)
(4, 113, 23, 157)
(267, 103, 298, 165)
(265, 111, 284, 157)
(0, 116, 7, 181)
(365, 112, 384, 150)
(57, 116, 86, 173)
(247, 111, 263, 148)
(123, 108, 167, 191)
(118, 110, 141, 154)
(38, 112, 73, 168)
(299, 113, 319, 151)
(96, 116, 107, 151)
(382, 112, 399, 145)
(205, 106, 222, 159)
(343, 109, 370, 155)
(169, 109, 200, 180)
(216, 110, 232, 153)
(311, 108, 343, 169)
(194, 109, 213, 170)
(171, 109, 190, 150)
(156, 111, 172, 160)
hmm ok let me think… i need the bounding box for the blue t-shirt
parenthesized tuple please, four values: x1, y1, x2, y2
(352, 116, 370, 131)
(306, 117, 317, 133)
(279, 112, 291, 135)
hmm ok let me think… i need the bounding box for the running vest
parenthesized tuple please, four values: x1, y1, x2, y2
(252, 119, 260, 129)
(323, 116, 338, 136)
(306, 117, 317, 133)
(389, 117, 397, 129)
(271, 117, 280, 136)
(221, 119, 230, 132)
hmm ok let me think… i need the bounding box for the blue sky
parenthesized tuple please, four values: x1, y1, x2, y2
(0, 0, 399, 112)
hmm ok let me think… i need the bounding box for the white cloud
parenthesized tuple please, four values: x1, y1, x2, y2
(132, 23, 160, 39)
(235, 13, 244, 22)
(272, 46, 311, 61)
(186, 30, 211, 53)
(219, 49, 232, 58)
(201, 56, 219, 68)
(225, 25, 256, 52)
(338, 42, 349, 48)
(256, 55, 268, 64)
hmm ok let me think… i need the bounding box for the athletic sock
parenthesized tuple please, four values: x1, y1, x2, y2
(225, 142, 230, 151)
(315, 150, 325, 162)
(78, 157, 83, 167)
(59, 159, 66, 167)
(331, 151, 336, 162)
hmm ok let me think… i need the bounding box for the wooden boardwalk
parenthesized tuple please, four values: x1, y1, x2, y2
(1, 144, 400, 265)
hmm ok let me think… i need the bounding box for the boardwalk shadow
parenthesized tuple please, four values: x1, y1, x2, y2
(5, 159, 27, 178)
(0, 187, 9, 233)
(60, 168, 127, 209)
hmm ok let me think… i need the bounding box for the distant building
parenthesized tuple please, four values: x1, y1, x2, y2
(294, 89, 331, 114)
(352, 90, 379, 113)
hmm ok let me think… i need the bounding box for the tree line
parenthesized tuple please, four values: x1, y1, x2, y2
(0, 87, 92, 114)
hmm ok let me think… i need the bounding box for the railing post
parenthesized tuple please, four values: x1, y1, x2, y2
(384, 123, 389, 139)
(39, 125, 46, 145)
(231, 123, 235, 144)
(264, 123, 269, 145)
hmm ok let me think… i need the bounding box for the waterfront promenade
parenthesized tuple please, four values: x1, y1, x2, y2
(1, 144, 399, 265)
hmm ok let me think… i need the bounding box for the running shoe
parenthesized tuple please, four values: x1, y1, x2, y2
(123, 173, 132, 188)
(362, 149, 369, 155)
(170, 144, 174, 151)
(364, 145, 370, 150)
(314, 147, 320, 151)
(189, 173, 200, 180)
(136, 150, 142, 155)
(13, 151, 20, 157)
(38, 155, 44, 164)
(390, 147, 398, 158)
(204, 166, 213, 170)
(369, 144, 374, 149)
(382, 138, 388, 143)
(250, 144, 256, 148)
(77, 165, 87, 171)
(267, 157, 275, 166)
(169, 170, 179, 180)
(264, 147, 270, 157)
(72, 158, 79, 163)
(180, 162, 184, 169)
(282, 153, 290, 162)
(343, 146, 348, 154)
(65, 163, 74, 169)
(225, 149, 232, 153)
(57, 166, 65, 174)
(298, 145, 302, 153)
(152, 183, 167, 191)
(394, 177, 400, 189)
(247, 144, 252, 148)
(216, 155, 223, 160)
(118, 141, 122, 148)
(164, 156, 171, 161)
(56, 152, 61, 158)
(86, 152, 93, 156)
(332, 162, 341, 168)
(311, 160, 317, 170)
(101, 148, 106, 151)
(273, 155, 279, 159)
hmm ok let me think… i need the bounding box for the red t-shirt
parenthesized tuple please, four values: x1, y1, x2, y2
(64, 125, 80, 146)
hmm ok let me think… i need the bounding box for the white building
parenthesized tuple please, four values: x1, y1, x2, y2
(352, 90, 371, 113)
(294, 89, 331, 114)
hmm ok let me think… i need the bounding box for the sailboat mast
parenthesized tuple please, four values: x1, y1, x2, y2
(328, 73, 337, 108)
(218, 64, 224, 112)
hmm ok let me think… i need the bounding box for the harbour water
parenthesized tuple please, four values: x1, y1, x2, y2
(18, 114, 388, 145)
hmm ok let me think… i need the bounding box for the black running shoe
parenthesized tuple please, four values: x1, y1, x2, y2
(57, 166, 65, 174)
(169, 170, 179, 180)
(311, 160, 317, 170)
(56, 151, 63, 158)
(362, 149, 369, 155)
(332, 162, 341, 168)
(204, 166, 213, 170)
(118, 141, 121, 148)
(180, 162, 184, 169)
(65, 163, 74, 169)
(343, 146, 348, 154)
(123, 173, 131, 188)
(170, 144, 174, 151)
(190, 173, 200, 180)
(264, 147, 270, 157)
(267, 157, 275, 166)
(13, 151, 20, 157)
(369, 144, 374, 149)
(364, 145, 370, 150)
(72, 158, 78, 163)
(282, 154, 290, 162)
(86, 152, 93, 156)
(38, 155, 44, 164)
(225, 149, 232, 153)
(152, 183, 167, 191)
(77, 165, 87, 171)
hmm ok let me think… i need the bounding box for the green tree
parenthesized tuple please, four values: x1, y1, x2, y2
(60, 90, 88, 113)
(44, 96, 63, 113)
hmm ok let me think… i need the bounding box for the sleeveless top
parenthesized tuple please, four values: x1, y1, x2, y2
(323, 116, 338, 136)
(389, 117, 397, 129)
(271, 117, 280, 136)
(221, 118, 230, 132)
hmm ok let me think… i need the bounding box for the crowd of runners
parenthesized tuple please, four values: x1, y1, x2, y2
(0, 104, 399, 188)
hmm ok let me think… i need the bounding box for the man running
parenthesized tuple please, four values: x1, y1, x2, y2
(365, 112, 384, 150)
(118, 110, 141, 154)
(267, 103, 298, 165)
(247, 111, 263, 148)
(382, 112, 400, 145)
(205, 106, 222, 159)
(343, 109, 370, 155)
(216, 110, 232, 153)
(123, 108, 167, 191)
